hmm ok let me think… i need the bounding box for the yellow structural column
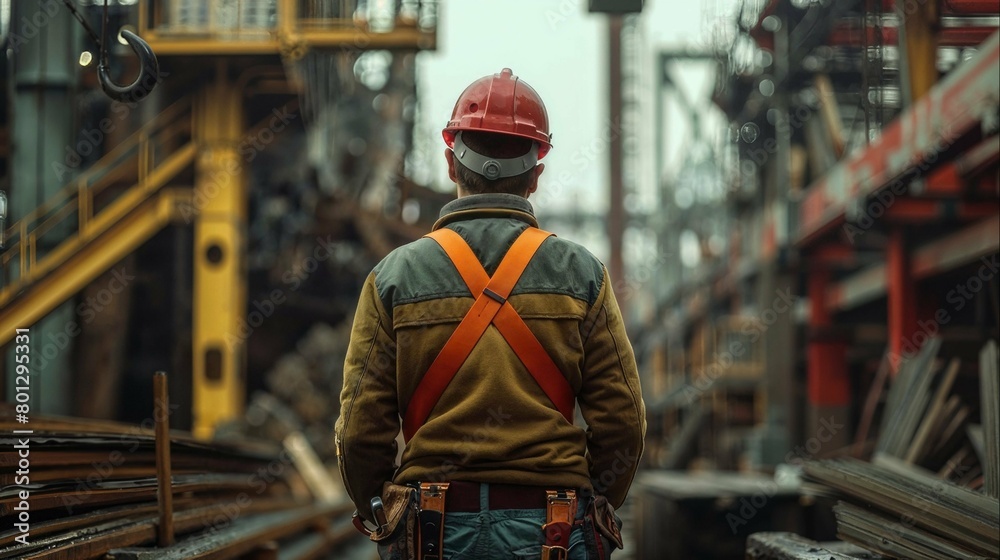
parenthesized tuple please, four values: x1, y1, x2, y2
(192, 68, 247, 439)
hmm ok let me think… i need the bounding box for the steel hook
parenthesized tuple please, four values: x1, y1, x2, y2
(98, 29, 161, 103)
(61, 0, 161, 102)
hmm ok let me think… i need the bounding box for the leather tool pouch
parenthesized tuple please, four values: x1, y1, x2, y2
(372, 482, 419, 560)
(588, 495, 624, 551)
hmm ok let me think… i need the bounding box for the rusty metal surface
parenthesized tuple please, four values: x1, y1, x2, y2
(106, 504, 346, 560)
(3, 500, 309, 560)
(154, 372, 175, 547)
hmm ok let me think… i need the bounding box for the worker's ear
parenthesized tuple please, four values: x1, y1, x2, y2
(445, 149, 458, 184)
(525, 163, 544, 198)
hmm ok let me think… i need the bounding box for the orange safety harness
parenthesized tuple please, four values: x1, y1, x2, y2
(402, 226, 576, 441)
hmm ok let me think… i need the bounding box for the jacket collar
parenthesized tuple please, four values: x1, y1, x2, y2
(432, 193, 539, 230)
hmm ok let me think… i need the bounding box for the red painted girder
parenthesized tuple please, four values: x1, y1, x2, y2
(797, 31, 999, 247)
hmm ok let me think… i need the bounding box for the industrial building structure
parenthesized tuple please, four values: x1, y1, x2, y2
(0, 0, 997, 558)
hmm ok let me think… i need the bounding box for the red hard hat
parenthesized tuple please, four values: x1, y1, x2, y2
(442, 68, 552, 159)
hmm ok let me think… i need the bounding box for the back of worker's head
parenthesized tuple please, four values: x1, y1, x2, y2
(450, 131, 537, 196)
(443, 68, 552, 198)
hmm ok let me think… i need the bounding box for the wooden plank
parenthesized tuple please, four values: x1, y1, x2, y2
(876, 338, 941, 457)
(906, 358, 960, 463)
(980, 340, 999, 498)
(930, 403, 970, 457)
(746, 531, 886, 559)
(804, 457, 999, 556)
(814, 75, 846, 158)
(854, 351, 891, 458)
(967, 425, 986, 468)
(835, 502, 988, 560)
(940, 445, 974, 480)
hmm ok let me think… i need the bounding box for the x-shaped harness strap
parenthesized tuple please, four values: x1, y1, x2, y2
(402, 227, 576, 441)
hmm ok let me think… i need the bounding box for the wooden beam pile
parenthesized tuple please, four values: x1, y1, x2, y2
(866, 338, 996, 489)
(797, 338, 1000, 559)
(746, 532, 887, 559)
(804, 456, 999, 559)
(874, 337, 942, 459)
(0, 413, 357, 559)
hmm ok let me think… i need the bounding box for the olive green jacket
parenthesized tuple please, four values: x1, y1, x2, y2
(336, 193, 645, 522)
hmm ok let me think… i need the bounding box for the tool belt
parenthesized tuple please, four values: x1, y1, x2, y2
(363, 481, 624, 560)
(362, 482, 452, 560)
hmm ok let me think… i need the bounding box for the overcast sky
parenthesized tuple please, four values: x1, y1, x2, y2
(411, 0, 737, 267)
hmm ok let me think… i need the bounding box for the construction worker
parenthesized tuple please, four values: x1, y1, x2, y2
(336, 68, 646, 560)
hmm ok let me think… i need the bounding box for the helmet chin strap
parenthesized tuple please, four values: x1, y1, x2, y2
(453, 131, 539, 180)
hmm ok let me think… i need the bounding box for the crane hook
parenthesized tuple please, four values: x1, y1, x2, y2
(98, 29, 161, 103)
(61, 0, 161, 103)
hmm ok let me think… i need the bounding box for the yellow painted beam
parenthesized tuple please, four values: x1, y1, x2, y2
(143, 28, 436, 56)
(0, 189, 193, 347)
(191, 71, 247, 440)
(903, 0, 939, 101)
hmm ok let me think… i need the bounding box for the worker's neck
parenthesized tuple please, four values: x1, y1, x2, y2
(456, 186, 528, 199)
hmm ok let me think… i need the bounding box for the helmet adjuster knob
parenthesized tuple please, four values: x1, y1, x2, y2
(482, 161, 502, 180)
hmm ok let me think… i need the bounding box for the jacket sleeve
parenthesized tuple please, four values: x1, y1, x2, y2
(335, 271, 399, 522)
(578, 268, 646, 509)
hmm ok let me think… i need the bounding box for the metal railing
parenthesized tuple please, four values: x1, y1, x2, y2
(140, 0, 439, 37)
(0, 99, 194, 298)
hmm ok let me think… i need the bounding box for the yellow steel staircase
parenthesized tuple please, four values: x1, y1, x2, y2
(0, 99, 196, 346)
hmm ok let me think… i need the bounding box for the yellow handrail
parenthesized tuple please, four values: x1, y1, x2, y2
(1, 97, 191, 244)
(140, 0, 439, 36)
(1, 98, 193, 288)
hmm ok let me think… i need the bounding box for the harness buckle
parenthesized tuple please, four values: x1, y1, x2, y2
(482, 287, 506, 304)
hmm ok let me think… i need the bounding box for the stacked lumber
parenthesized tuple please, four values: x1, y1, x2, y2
(798, 338, 1000, 559)
(747, 532, 887, 559)
(869, 338, 995, 488)
(0, 412, 357, 559)
(804, 457, 998, 560)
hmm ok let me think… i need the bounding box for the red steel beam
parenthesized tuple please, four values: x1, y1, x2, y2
(943, 0, 1000, 14)
(882, 199, 999, 221)
(911, 214, 1000, 277)
(939, 27, 999, 47)
(920, 137, 998, 194)
(954, 135, 1000, 178)
(826, 215, 1000, 311)
(797, 31, 1000, 247)
(887, 229, 918, 374)
(808, 268, 851, 406)
(825, 26, 998, 47)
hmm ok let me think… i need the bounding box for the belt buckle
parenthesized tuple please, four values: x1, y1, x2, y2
(541, 545, 569, 560)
